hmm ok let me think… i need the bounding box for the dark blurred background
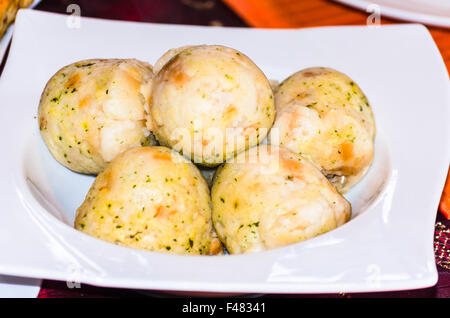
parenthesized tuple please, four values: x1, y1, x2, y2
(35, 0, 246, 26)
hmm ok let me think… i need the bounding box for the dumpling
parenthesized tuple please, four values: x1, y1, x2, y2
(211, 145, 351, 254)
(38, 59, 157, 174)
(269, 67, 375, 193)
(149, 45, 275, 166)
(75, 146, 223, 255)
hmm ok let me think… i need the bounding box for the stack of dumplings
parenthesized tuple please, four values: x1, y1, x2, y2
(38, 45, 375, 255)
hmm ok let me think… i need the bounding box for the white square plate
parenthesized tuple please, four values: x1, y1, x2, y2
(0, 9, 448, 294)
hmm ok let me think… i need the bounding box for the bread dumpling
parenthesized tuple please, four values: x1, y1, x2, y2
(150, 45, 275, 166)
(269, 67, 375, 193)
(38, 59, 157, 175)
(75, 146, 223, 255)
(211, 145, 351, 254)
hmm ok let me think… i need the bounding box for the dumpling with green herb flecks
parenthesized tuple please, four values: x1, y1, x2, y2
(38, 59, 157, 175)
(75, 146, 223, 255)
(269, 67, 375, 193)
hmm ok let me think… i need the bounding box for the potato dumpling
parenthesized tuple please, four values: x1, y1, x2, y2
(269, 67, 375, 193)
(211, 145, 351, 254)
(150, 45, 275, 166)
(75, 146, 223, 255)
(38, 59, 157, 175)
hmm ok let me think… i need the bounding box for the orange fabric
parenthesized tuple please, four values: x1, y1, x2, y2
(440, 171, 450, 220)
